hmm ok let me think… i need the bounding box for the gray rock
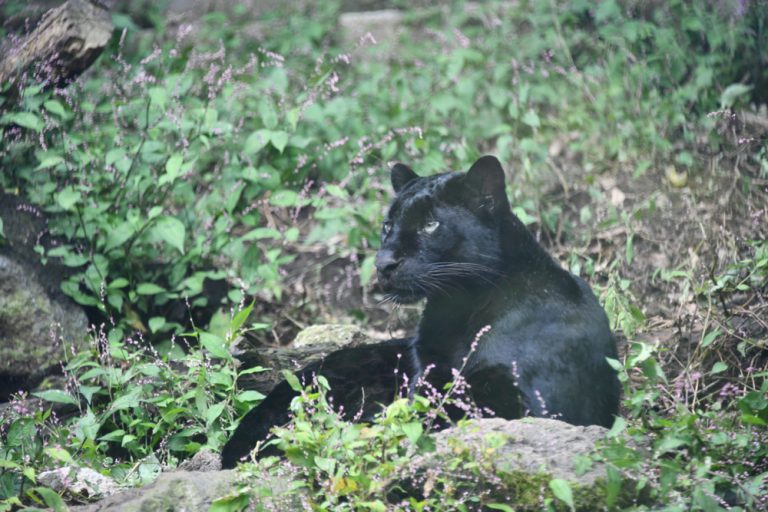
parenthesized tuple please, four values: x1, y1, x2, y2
(178, 448, 222, 472)
(68, 418, 642, 510)
(0, 254, 88, 400)
(338, 9, 404, 53)
(291, 324, 368, 348)
(401, 417, 643, 509)
(71, 468, 306, 512)
(0, 194, 89, 400)
(435, 418, 608, 485)
(235, 324, 375, 394)
(38, 467, 120, 500)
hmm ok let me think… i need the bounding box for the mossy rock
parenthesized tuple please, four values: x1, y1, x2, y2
(0, 255, 88, 400)
(403, 418, 650, 510)
(291, 324, 368, 348)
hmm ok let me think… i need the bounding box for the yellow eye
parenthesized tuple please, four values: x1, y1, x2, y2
(423, 220, 440, 234)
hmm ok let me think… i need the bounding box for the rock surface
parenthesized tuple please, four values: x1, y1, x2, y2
(0, 254, 88, 401)
(38, 467, 119, 500)
(291, 323, 368, 348)
(70, 468, 304, 512)
(0, 0, 113, 90)
(235, 324, 375, 394)
(434, 417, 609, 485)
(338, 9, 404, 51)
(70, 418, 637, 511)
(401, 418, 641, 509)
(0, 193, 89, 401)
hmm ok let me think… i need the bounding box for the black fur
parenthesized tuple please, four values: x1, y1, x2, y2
(221, 155, 619, 468)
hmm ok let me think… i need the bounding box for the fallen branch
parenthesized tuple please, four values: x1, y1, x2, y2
(0, 0, 112, 90)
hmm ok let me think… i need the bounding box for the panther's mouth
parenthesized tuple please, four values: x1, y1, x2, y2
(386, 289, 425, 304)
(377, 276, 426, 304)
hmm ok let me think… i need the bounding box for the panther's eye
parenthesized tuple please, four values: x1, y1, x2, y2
(422, 220, 440, 234)
(382, 221, 392, 236)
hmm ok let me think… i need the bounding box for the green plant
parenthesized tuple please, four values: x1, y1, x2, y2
(0, 303, 262, 507)
(214, 372, 645, 511)
(603, 341, 767, 511)
(1, 1, 766, 509)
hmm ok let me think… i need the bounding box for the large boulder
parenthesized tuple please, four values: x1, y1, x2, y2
(0, 254, 88, 400)
(71, 468, 305, 512)
(67, 418, 643, 510)
(0, 193, 88, 401)
(401, 418, 645, 510)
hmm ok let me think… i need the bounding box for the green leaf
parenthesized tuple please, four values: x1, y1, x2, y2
(711, 361, 728, 374)
(98, 429, 127, 442)
(148, 86, 167, 109)
(0, 112, 44, 131)
(206, 402, 226, 425)
(236, 390, 266, 402)
(359, 254, 376, 287)
(78, 385, 101, 404)
(211, 494, 250, 511)
(121, 434, 137, 447)
(109, 278, 130, 289)
(287, 107, 300, 130)
(259, 100, 279, 129)
(0, 218, 4, 239)
(230, 301, 255, 335)
(32, 389, 79, 406)
(149, 316, 166, 333)
(701, 329, 721, 347)
(44, 446, 73, 464)
(283, 370, 302, 391)
(607, 416, 626, 437)
(136, 282, 166, 295)
(104, 148, 126, 165)
(200, 332, 229, 359)
(270, 131, 289, 153)
(238, 366, 267, 376)
(148, 206, 163, 219)
(56, 186, 81, 210)
(244, 129, 271, 154)
(108, 390, 141, 412)
(242, 227, 281, 240)
(269, 189, 299, 207)
(720, 83, 752, 108)
(104, 221, 135, 251)
(401, 422, 423, 443)
(152, 215, 186, 254)
(160, 153, 184, 185)
(32, 486, 67, 512)
(44, 100, 68, 118)
(487, 505, 516, 512)
(549, 478, 575, 510)
(37, 154, 65, 170)
(313, 456, 336, 474)
(522, 109, 541, 128)
(741, 414, 768, 426)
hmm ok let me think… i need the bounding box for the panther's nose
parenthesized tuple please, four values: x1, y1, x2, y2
(375, 250, 403, 277)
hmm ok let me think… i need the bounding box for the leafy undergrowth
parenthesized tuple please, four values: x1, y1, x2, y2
(1, 0, 767, 510)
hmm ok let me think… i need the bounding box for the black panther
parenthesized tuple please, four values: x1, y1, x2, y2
(221, 155, 619, 468)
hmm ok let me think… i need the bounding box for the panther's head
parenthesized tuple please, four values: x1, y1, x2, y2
(375, 155, 512, 303)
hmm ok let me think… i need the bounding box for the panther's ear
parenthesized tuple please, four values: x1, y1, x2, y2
(390, 163, 418, 193)
(462, 156, 510, 214)
(465, 155, 506, 197)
